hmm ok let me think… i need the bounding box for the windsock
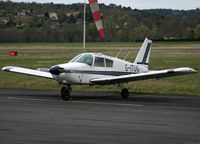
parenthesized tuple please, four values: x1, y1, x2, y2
(89, 0, 105, 38)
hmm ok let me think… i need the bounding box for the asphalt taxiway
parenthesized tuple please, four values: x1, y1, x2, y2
(0, 88, 200, 144)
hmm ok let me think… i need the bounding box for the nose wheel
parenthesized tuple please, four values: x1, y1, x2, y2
(121, 88, 129, 99)
(61, 85, 71, 100)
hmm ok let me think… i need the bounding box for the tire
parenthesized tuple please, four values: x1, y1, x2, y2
(61, 87, 70, 100)
(61, 87, 66, 95)
(121, 88, 129, 99)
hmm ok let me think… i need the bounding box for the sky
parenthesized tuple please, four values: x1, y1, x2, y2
(11, 0, 200, 10)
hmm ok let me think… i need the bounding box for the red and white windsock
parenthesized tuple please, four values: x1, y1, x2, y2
(89, 0, 105, 38)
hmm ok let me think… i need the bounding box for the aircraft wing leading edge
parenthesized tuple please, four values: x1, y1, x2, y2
(2, 66, 53, 79)
(90, 67, 197, 85)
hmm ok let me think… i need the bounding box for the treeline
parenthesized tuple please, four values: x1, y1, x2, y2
(0, 1, 200, 42)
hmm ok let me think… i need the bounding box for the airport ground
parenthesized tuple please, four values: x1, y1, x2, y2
(0, 42, 200, 143)
(0, 41, 199, 96)
(0, 88, 200, 144)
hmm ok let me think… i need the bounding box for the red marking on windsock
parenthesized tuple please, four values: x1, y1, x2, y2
(89, 0, 97, 4)
(98, 29, 105, 38)
(92, 11, 101, 22)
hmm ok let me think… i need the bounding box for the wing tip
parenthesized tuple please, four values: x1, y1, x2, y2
(2, 66, 15, 71)
(174, 67, 197, 74)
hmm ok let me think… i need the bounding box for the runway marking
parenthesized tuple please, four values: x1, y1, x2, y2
(69, 100, 144, 107)
(8, 97, 144, 107)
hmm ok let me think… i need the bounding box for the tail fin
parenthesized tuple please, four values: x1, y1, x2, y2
(134, 38, 152, 68)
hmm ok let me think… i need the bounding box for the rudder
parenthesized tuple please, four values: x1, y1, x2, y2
(134, 38, 152, 68)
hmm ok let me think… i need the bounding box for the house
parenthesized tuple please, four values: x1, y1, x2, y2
(163, 36, 176, 40)
(17, 9, 31, 17)
(16, 23, 26, 29)
(49, 12, 58, 20)
(73, 12, 80, 17)
(18, 10, 26, 17)
(37, 14, 44, 18)
(66, 12, 72, 17)
(1, 19, 8, 25)
(124, 22, 128, 26)
(25, 9, 31, 14)
(66, 12, 80, 17)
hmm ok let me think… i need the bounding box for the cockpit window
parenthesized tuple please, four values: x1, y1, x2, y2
(70, 54, 81, 63)
(105, 59, 113, 67)
(94, 57, 105, 67)
(76, 54, 93, 66)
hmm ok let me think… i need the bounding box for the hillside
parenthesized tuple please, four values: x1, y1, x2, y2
(0, 1, 200, 42)
(144, 9, 200, 20)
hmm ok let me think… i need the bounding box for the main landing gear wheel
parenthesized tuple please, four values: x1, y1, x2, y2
(121, 88, 129, 99)
(61, 85, 71, 100)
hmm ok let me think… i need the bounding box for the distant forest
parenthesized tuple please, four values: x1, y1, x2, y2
(0, 1, 200, 42)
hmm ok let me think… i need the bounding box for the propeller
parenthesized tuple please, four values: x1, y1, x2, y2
(49, 66, 65, 75)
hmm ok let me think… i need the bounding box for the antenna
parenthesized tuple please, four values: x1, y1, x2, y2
(124, 51, 130, 61)
(116, 49, 122, 58)
(83, 0, 86, 52)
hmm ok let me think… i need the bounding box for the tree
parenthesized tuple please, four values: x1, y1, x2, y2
(196, 16, 200, 24)
(58, 10, 67, 23)
(194, 24, 200, 39)
(134, 25, 151, 40)
(186, 27, 194, 40)
(69, 15, 75, 23)
(44, 12, 49, 20)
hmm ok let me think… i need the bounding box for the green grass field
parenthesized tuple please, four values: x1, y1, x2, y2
(0, 41, 199, 96)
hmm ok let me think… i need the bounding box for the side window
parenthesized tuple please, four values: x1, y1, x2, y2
(105, 59, 113, 67)
(94, 57, 105, 67)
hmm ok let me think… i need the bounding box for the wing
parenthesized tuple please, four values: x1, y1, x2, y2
(2, 66, 53, 79)
(90, 67, 197, 85)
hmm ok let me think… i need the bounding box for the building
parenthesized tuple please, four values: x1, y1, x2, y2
(37, 14, 44, 18)
(16, 23, 26, 29)
(18, 10, 26, 17)
(49, 12, 58, 20)
(66, 12, 80, 17)
(1, 19, 8, 25)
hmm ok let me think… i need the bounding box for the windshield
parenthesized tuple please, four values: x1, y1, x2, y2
(70, 54, 81, 63)
(76, 54, 93, 66)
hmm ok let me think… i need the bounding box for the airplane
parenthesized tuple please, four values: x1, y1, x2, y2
(2, 38, 197, 100)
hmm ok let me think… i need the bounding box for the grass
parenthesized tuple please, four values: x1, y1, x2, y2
(0, 41, 199, 96)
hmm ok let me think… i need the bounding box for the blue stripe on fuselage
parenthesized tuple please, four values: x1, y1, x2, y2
(65, 70, 135, 76)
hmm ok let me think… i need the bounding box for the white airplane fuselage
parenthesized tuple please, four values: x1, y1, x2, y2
(51, 53, 148, 85)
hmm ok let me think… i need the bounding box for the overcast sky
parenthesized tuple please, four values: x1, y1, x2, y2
(11, 0, 200, 10)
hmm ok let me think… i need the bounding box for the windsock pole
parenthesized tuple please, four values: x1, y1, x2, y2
(83, 0, 86, 52)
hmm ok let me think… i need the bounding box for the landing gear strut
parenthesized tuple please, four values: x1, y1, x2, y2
(121, 88, 129, 99)
(61, 85, 71, 100)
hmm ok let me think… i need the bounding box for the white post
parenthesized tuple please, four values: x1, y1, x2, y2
(83, 0, 86, 52)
